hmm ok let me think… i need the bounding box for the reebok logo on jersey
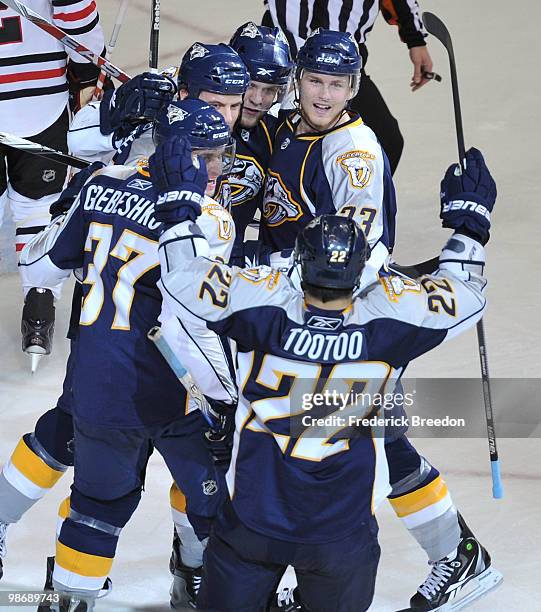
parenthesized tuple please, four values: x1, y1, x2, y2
(306, 315, 342, 330)
(127, 178, 153, 191)
(283, 328, 364, 361)
(442, 199, 491, 221)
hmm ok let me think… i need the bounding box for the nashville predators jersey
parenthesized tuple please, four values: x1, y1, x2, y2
(19, 162, 235, 428)
(260, 110, 396, 275)
(158, 220, 486, 544)
(229, 114, 278, 245)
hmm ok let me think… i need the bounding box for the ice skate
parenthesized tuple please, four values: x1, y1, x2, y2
(397, 514, 503, 612)
(169, 530, 202, 608)
(21, 287, 55, 372)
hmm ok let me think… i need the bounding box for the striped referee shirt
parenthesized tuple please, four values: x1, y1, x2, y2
(263, 0, 426, 59)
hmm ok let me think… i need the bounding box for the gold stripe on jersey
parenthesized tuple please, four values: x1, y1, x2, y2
(259, 118, 274, 154)
(56, 541, 113, 577)
(389, 475, 449, 517)
(170, 482, 187, 513)
(11, 438, 65, 489)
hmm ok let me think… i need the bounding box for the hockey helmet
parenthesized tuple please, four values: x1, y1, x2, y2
(296, 29, 362, 94)
(178, 43, 250, 97)
(230, 22, 293, 86)
(294, 215, 368, 290)
(153, 99, 236, 173)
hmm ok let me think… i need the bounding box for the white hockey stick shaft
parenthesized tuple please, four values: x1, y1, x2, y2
(1, 0, 131, 83)
(93, 0, 131, 100)
(147, 326, 214, 426)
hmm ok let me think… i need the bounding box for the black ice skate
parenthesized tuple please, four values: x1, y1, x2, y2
(0, 520, 7, 580)
(269, 586, 305, 611)
(38, 556, 112, 612)
(169, 530, 202, 608)
(397, 514, 503, 612)
(21, 287, 55, 373)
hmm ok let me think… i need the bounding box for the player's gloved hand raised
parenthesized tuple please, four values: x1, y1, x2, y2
(440, 147, 497, 245)
(100, 72, 176, 138)
(203, 398, 235, 469)
(49, 162, 105, 219)
(150, 136, 208, 227)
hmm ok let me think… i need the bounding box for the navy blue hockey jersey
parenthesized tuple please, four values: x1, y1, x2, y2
(158, 221, 487, 544)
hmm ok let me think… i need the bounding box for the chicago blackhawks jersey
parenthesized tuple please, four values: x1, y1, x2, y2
(19, 162, 236, 427)
(0, 0, 104, 136)
(158, 220, 486, 543)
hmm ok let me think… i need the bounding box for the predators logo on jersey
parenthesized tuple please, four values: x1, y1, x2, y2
(336, 150, 375, 189)
(262, 170, 303, 227)
(229, 156, 265, 206)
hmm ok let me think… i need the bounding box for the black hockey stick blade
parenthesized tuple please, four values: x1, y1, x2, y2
(389, 256, 439, 278)
(422, 12, 466, 164)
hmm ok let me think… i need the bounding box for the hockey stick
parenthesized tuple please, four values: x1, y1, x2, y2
(93, 0, 131, 99)
(0, 132, 90, 169)
(149, 0, 160, 73)
(1, 0, 131, 83)
(422, 11, 503, 499)
(147, 326, 215, 427)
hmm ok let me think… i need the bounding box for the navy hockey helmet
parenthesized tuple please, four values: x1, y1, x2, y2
(296, 29, 362, 94)
(294, 215, 368, 290)
(178, 43, 250, 97)
(230, 22, 293, 86)
(153, 99, 236, 173)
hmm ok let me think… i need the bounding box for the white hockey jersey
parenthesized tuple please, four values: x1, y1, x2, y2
(0, 0, 104, 137)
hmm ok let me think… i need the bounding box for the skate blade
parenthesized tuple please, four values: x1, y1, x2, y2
(395, 566, 503, 612)
(445, 566, 503, 612)
(31, 353, 42, 373)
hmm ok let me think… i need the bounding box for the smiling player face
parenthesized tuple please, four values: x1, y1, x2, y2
(298, 71, 353, 132)
(241, 81, 282, 128)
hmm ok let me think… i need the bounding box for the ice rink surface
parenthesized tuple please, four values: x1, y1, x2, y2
(1, 0, 540, 609)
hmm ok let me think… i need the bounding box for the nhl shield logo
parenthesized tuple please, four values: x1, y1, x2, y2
(42, 169, 56, 183)
(280, 137, 290, 150)
(167, 104, 189, 124)
(240, 22, 259, 38)
(190, 43, 209, 61)
(202, 480, 218, 496)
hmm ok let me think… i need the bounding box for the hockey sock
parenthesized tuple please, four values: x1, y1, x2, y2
(0, 434, 68, 524)
(170, 482, 205, 568)
(386, 437, 460, 561)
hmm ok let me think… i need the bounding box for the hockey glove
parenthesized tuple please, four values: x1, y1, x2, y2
(100, 72, 176, 138)
(203, 399, 235, 468)
(150, 136, 208, 227)
(67, 52, 113, 113)
(49, 162, 105, 219)
(440, 147, 496, 245)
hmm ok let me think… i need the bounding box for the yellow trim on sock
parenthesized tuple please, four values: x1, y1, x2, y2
(11, 438, 64, 489)
(56, 541, 113, 578)
(170, 482, 187, 513)
(389, 476, 448, 517)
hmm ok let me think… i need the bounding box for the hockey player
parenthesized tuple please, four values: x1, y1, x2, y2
(9, 100, 236, 609)
(154, 139, 501, 612)
(67, 43, 249, 177)
(0, 0, 105, 360)
(228, 22, 293, 246)
(259, 29, 396, 289)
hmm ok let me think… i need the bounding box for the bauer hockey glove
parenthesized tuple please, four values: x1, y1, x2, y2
(440, 147, 497, 245)
(150, 136, 208, 227)
(50, 162, 105, 219)
(100, 72, 176, 138)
